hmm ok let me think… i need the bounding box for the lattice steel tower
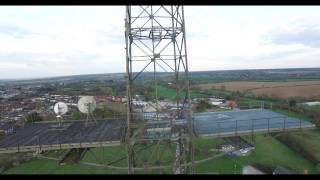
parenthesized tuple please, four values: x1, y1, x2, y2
(125, 5, 194, 174)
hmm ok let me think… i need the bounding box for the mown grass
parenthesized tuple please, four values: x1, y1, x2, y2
(273, 108, 311, 121)
(153, 85, 205, 100)
(205, 89, 232, 97)
(302, 105, 320, 112)
(4, 135, 318, 174)
(275, 129, 320, 165)
(3, 146, 127, 174)
(3, 158, 121, 174)
(239, 97, 264, 107)
(195, 135, 318, 174)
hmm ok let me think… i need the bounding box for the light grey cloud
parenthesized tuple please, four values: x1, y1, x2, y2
(0, 51, 101, 66)
(0, 24, 60, 39)
(1, 6, 320, 79)
(95, 29, 123, 45)
(230, 48, 313, 63)
(256, 49, 312, 60)
(0, 24, 36, 39)
(0, 50, 121, 79)
(262, 19, 320, 48)
(187, 31, 209, 39)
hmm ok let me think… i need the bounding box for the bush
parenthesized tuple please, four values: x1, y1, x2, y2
(72, 111, 82, 120)
(275, 133, 319, 164)
(310, 111, 320, 128)
(316, 163, 320, 173)
(195, 99, 212, 112)
(251, 163, 274, 174)
(25, 112, 43, 123)
(94, 108, 114, 118)
(289, 99, 297, 107)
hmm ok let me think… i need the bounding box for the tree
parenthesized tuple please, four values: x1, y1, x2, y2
(25, 112, 43, 123)
(289, 99, 297, 107)
(94, 106, 114, 118)
(72, 111, 82, 120)
(195, 99, 212, 112)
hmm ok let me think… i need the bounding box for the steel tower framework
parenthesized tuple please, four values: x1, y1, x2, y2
(125, 5, 194, 174)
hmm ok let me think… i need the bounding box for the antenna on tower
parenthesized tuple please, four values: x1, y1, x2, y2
(49, 102, 69, 131)
(77, 96, 97, 127)
(54, 102, 68, 125)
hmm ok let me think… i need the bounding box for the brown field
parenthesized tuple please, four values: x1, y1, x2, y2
(194, 81, 320, 99)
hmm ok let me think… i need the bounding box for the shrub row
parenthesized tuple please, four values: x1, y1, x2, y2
(274, 133, 319, 164)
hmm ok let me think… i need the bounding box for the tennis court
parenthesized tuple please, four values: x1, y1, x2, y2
(194, 109, 315, 137)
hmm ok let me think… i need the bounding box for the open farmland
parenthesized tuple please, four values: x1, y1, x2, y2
(194, 81, 320, 99)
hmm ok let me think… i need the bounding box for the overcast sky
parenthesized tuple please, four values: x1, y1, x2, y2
(0, 6, 320, 79)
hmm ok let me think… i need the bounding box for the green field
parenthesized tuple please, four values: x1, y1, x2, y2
(239, 97, 265, 107)
(3, 158, 122, 174)
(149, 85, 205, 100)
(3, 146, 128, 174)
(4, 134, 318, 174)
(274, 129, 320, 167)
(273, 108, 312, 121)
(203, 89, 232, 97)
(302, 105, 320, 112)
(195, 134, 317, 174)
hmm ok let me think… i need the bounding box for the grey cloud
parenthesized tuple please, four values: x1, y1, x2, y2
(0, 51, 112, 79)
(95, 29, 123, 45)
(230, 48, 313, 62)
(0, 24, 60, 39)
(0, 51, 101, 66)
(187, 31, 209, 39)
(0, 24, 39, 39)
(256, 49, 312, 60)
(262, 20, 320, 48)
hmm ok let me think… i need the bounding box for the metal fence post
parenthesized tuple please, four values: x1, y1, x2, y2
(252, 119, 254, 135)
(267, 118, 270, 134)
(38, 135, 41, 152)
(59, 135, 61, 150)
(80, 131, 82, 148)
(217, 121, 220, 138)
(251, 119, 255, 144)
(300, 119, 302, 130)
(235, 120, 238, 136)
(283, 117, 286, 131)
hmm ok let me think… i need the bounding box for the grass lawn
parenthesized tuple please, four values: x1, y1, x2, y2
(276, 129, 320, 165)
(81, 145, 127, 167)
(239, 97, 275, 108)
(5, 135, 317, 174)
(3, 158, 121, 174)
(273, 108, 312, 121)
(240, 97, 264, 107)
(302, 105, 320, 112)
(3, 146, 128, 174)
(297, 129, 320, 155)
(153, 85, 205, 100)
(195, 134, 318, 174)
(205, 89, 232, 97)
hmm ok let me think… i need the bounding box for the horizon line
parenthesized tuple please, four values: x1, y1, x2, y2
(1, 66, 319, 81)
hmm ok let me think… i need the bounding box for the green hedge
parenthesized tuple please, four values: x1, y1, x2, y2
(275, 133, 319, 164)
(251, 163, 274, 174)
